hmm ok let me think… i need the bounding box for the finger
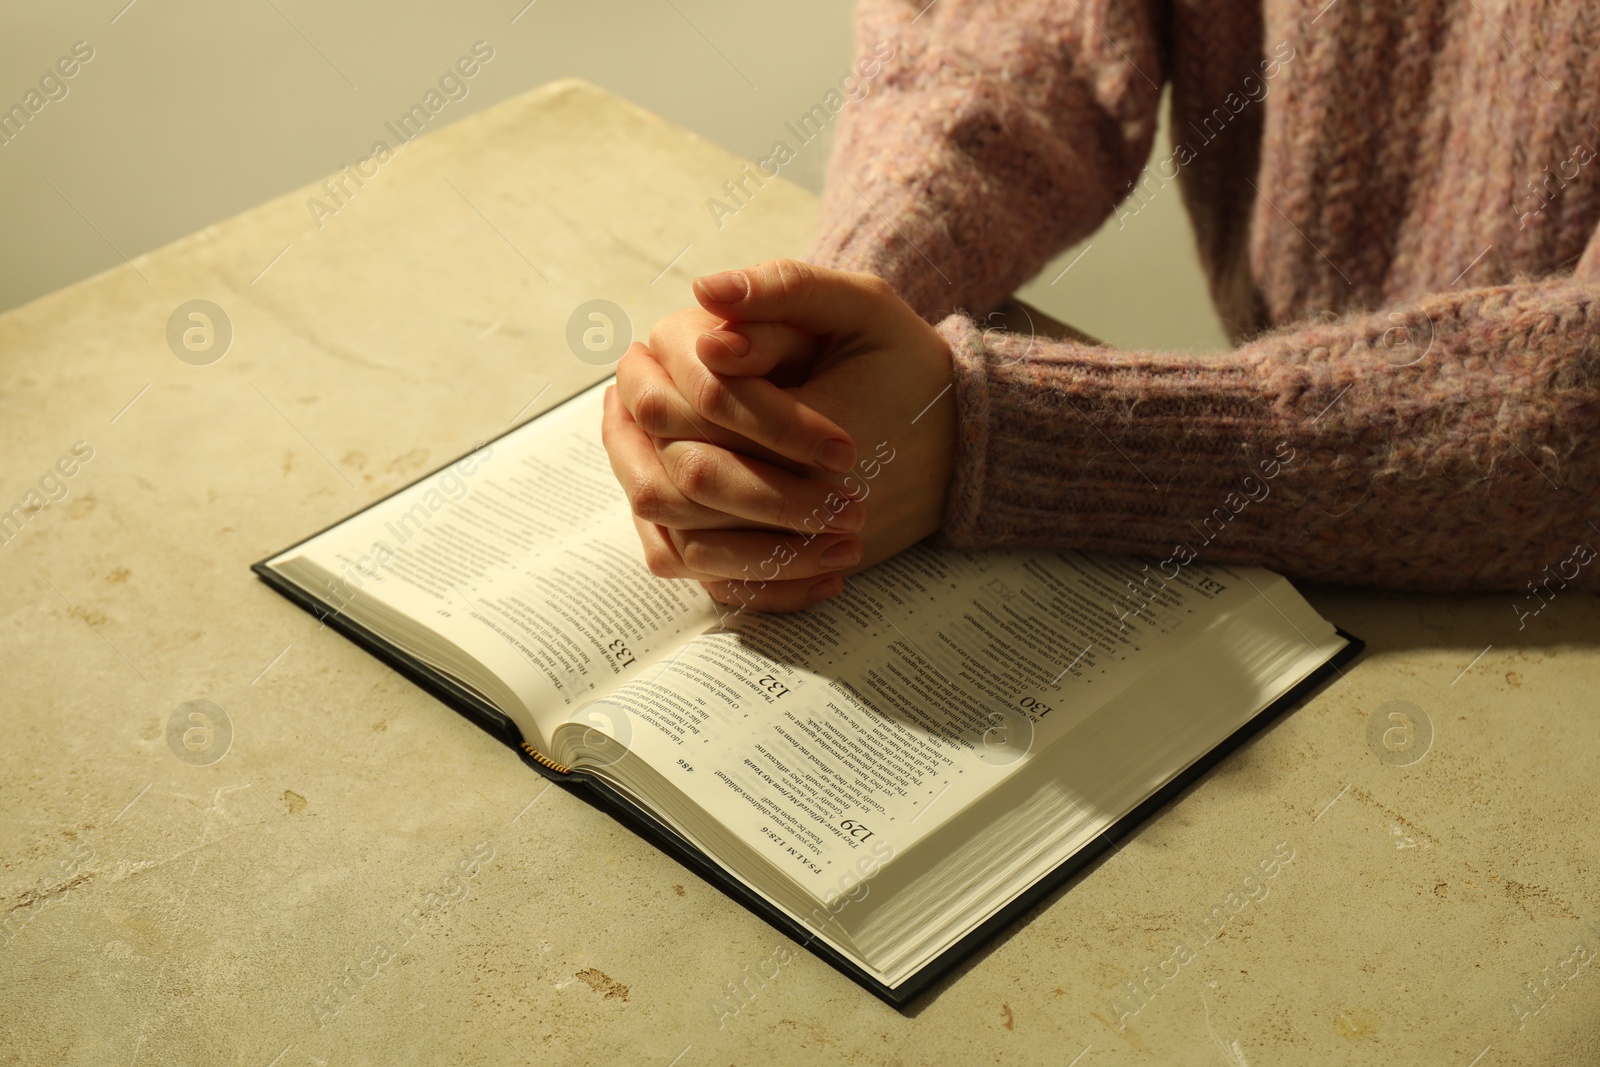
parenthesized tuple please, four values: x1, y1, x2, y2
(700, 572, 845, 615)
(646, 319, 813, 381)
(692, 258, 902, 338)
(667, 526, 862, 582)
(618, 343, 758, 450)
(693, 321, 816, 379)
(601, 384, 770, 531)
(631, 515, 691, 580)
(644, 316, 857, 472)
(654, 437, 866, 534)
(624, 341, 857, 474)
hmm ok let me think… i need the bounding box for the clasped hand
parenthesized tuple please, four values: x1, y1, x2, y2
(599, 260, 957, 613)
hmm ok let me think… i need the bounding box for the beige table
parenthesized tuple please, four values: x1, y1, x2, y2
(2, 80, 1597, 1067)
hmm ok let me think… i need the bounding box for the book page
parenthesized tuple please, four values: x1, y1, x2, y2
(269, 382, 719, 745)
(563, 544, 1297, 897)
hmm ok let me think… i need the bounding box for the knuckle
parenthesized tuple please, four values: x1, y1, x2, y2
(644, 544, 679, 578)
(668, 444, 717, 499)
(614, 360, 647, 403)
(689, 372, 731, 424)
(857, 272, 894, 302)
(768, 258, 813, 300)
(631, 384, 676, 436)
(628, 478, 673, 525)
(615, 344, 641, 379)
(651, 308, 710, 353)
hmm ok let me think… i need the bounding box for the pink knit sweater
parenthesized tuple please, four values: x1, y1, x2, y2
(805, 0, 1600, 592)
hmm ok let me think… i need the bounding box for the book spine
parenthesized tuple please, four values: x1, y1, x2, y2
(520, 742, 572, 775)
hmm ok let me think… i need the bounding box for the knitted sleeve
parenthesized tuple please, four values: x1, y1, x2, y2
(932, 250, 1600, 593)
(803, 0, 1166, 324)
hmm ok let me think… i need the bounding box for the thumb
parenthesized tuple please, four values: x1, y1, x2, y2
(692, 259, 897, 339)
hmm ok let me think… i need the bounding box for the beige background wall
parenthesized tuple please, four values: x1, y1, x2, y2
(0, 0, 1226, 352)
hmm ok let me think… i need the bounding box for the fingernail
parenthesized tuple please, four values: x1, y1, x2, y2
(819, 539, 860, 568)
(696, 271, 749, 304)
(702, 329, 750, 358)
(808, 576, 842, 602)
(812, 438, 855, 473)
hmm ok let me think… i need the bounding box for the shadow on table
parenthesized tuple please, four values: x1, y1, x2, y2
(1301, 586, 1600, 656)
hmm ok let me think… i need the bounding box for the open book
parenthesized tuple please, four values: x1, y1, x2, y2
(254, 380, 1360, 1005)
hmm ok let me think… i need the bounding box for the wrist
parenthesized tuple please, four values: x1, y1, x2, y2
(914, 328, 958, 541)
(932, 313, 989, 545)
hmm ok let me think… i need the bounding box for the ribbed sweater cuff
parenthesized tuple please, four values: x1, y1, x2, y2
(930, 313, 1288, 555)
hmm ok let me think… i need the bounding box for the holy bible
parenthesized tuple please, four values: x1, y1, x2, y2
(253, 379, 1360, 1006)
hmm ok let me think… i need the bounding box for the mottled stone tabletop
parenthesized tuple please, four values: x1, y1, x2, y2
(2, 80, 1597, 1067)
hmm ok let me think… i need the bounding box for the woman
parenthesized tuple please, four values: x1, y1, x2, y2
(601, 0, 1600, 613)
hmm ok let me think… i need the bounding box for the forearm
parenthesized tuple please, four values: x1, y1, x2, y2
(805, 0, 1164, 323)
(933, 280, 1600, 591)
